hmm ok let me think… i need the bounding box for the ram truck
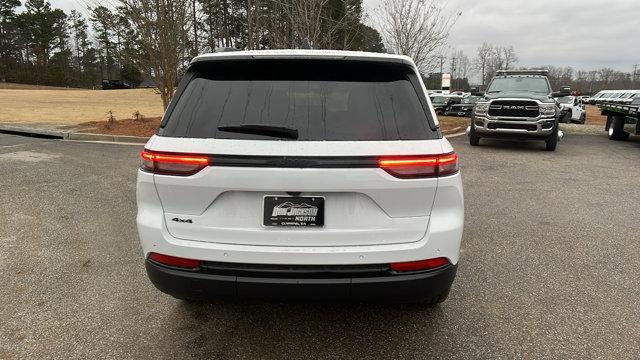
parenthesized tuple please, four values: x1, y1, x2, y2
(468, 69, 561, 151)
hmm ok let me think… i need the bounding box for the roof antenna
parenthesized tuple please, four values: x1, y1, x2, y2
(300, 38, 312, 49)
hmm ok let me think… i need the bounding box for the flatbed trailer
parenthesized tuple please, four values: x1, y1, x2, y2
(600, 100, 640, 140)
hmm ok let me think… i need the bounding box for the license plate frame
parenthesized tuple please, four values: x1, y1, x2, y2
(263, 196, 325, 227)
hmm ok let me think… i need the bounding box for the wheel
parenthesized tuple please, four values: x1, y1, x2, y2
(469, 123, 480, 146)
(435, 108, 443, 115)
(545, 122, 559, 151)
(579, 113, 586, 124)
(561, 111, 572, 123)
(608, 115, 629, 140)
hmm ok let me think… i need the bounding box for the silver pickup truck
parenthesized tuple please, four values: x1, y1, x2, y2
(467, 70, 562, 151)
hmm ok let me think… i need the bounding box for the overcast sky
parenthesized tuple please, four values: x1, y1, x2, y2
(363, 0, 640, 75)
(49, 0, 639, 77)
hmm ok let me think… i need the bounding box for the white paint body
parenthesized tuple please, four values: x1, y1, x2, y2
(136, 50, 464, 267)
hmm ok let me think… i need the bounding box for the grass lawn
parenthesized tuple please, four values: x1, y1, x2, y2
(0, 87, 164, 125)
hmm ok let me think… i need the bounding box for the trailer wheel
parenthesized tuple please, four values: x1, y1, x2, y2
(608, 115, 629, 140)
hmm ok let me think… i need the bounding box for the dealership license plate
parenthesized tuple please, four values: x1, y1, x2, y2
(263, 196, 325, 227)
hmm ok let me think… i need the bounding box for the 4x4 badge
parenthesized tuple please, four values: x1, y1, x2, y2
(172, 217, 193, 224)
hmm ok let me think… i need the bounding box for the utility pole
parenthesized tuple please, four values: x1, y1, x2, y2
(438, 55, 446, 75)
(451, 56, 457, 91)
(633, 64, 639, 86)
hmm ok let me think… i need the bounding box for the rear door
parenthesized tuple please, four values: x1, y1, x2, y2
(151, 59, 444, 247)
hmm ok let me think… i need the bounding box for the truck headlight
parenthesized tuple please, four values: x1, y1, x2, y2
(539, 104, 557, 117)
(474, 103, 490, 116)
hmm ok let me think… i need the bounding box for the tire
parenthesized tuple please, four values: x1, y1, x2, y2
(561, 111, 572, 123)
(469, 123, 480, 146)
(545, 122, 559, 151)
(579, 113, 586, 124)
(608, 115, 629, 140)
(420, 286, 451, 307)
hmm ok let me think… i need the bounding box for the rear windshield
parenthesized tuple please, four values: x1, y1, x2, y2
(159, 60, 438, 141)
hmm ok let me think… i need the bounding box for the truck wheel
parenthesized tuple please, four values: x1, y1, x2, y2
(561, 112, 572, 123)
(579, 114, 586, 124)
(469, 124, 480, 146)
(608, 115, 629, 140)
(545, 123, 559, 151)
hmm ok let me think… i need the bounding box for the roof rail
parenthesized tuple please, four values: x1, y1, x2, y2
(496, 69, 549, 76)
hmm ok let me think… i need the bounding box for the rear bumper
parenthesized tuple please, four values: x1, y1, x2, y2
(145, 259, 457, 303)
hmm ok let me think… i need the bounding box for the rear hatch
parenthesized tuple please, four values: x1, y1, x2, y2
(148, 58, 447, 247)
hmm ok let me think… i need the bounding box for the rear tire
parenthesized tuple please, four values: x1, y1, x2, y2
(561, 112, 572, 123)
(608, 115, 629, 140)
(469, 124, 480, 146)
(545, 123, 559, 151)
(579, 113, 586, 124)
(420, 286, 451, 307)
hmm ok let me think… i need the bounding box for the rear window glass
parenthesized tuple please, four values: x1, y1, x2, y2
(159, 60, 437, 141)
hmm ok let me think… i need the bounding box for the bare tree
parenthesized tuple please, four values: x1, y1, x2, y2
(288, 0, 332, 48)
(473, 42, 492, 85)
(376, 0, 458, 73)
(114, 0, 190, 109)
(500, 45, 518, 70)
(451, 49, 471, 79)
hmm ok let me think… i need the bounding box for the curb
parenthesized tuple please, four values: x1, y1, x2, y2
(0, 124, 68, 139)
(445, 131, 467, 138)
(442, 126, 465, 137)
(0, 124, 149, 144)
(67, 132, 149, 144)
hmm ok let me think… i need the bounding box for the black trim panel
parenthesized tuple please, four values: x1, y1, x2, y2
(145, 259, 457, 303)
(211, 154, 379, 168)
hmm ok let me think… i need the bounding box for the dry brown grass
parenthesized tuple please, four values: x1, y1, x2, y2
(585, 105, 607, 125)
(0, 88, 164, 125)
(438, 116, 469, 134)
(0, 82, 82, 90)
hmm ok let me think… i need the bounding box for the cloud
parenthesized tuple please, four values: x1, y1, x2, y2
(364, 0, 640, 78)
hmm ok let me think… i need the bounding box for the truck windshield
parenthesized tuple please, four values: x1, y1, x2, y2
(555, 96, 573, 104)
(487, 77, 550, 94)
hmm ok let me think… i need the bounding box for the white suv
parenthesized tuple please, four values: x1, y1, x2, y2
(136, 50, 464, 304)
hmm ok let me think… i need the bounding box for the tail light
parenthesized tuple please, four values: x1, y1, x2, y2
(148, 252, 201, 269)
(378, 153, 459, 179)
(389, 257, 449, 272)
(140, 149, 209, 176)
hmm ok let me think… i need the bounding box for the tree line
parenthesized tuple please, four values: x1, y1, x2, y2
(430, 42, 639, 94)
(0, 0, 385, 94)
(2, 0, 635, 103)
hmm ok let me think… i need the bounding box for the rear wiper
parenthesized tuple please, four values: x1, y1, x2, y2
(217, 124, 298, 139)
(487, 90, 501, 93)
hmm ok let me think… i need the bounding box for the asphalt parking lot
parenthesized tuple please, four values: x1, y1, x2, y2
(1, 131, 639, 359)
